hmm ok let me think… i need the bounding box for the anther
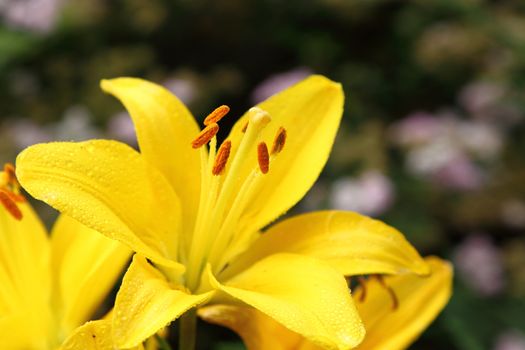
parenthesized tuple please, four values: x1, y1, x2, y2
(204, 105, 230, 126)
(212, 141, 232, 175)
(257, 142, 269, 174)
(271, 127, 287, 155)
(375, 275, 399, 310)
(191, 123, 220, 149)
(0, 190, 22, 220)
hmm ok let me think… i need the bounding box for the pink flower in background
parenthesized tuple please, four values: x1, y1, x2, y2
(251, 67, 312, 104)
(0, 0, 63, 33)
(3, 118, 53, 149)
(163, 77, 198, 105)
(459, 81, 504, 116)
(453, 234, 505, 296)
(433, 154, 484, 191)
(329, 171, 394, 216)
(391, 110, 503, 191)
(494, 330, 525, 350)
(389, 111, 442, 146)
(107, 111, 137, 146)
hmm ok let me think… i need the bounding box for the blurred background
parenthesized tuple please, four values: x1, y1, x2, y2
(1, 0, 525, 349)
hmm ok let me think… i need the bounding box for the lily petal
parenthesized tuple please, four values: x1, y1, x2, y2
(113, 255, 213, 348)
(101, 78, 201, 233)
(222, 211, 429, 280)
(354, 257, 453, 350)
(199, 305, 312, 350)
(209, 253, 365, 350)
(16, 140, 183, 268)
(0, 202, 52, 346)
(228, 75, 344, 233)
(51, 214, 131, 333)
(61, 320, 114, 350)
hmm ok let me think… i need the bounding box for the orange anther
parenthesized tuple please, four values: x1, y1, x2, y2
(4, 163, 16, 181)
(212, 141, 232, 175)
(204, 105, 230, 126)
(257, 142, 269, 174)
(191, 123, 220, 149)
(271, 127, 287, 155)
(0, 190, 22, 220)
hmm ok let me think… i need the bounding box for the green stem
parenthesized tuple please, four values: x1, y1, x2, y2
(179, 309, 197, 350)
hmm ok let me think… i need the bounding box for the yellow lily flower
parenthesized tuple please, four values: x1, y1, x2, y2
(199, 256, 453, 350)
(16, 75, 434, 349)
(0, 164, 131, 349)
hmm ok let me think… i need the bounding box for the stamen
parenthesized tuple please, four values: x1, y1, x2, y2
(191, 123, 220, 149)
(271, 127, 287, 155)
(0, 190, 22, 220)
(375, 275, 399, 310)
(357, 276, 368, 302)
(212, 141, 232, 175)
(204, 105, 230, 126)
(257, 142, 269, 174)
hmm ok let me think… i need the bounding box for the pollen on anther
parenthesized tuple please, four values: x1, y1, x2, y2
(0, 190, 22, 220)
(271, 127, 287, 155)
(212, 141, 232, 175)
(204, 105, 230, 126)
(257, 142, 269, 174)
(191, 123, 220, 149)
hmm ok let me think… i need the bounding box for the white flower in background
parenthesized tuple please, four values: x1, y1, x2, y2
(453, 234, 505, 296)
(494, 329, 525, 350)
(389, 111, 442, 147)
(391, 110, 503, 190)
(251, 67, 312, 104)
(459, 81, 505, 116)
(330, 171, 394, 216)
(163, 77, 198, 105)
(107, 111, 137, 146)
(2, 118, 53, 149)
(0, 0, 62, 33)
(53, 105, 101, 141)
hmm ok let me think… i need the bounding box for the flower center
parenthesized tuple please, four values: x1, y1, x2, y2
(0, 163, 25, 220)
(355, 275, 399, 311)
(185, 106, 286, 291)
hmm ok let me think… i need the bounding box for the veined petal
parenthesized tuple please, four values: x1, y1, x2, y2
(51, 214, 132, 333)
(113, 255, 213, 348)
(228, 75, 344, 233)
(222, 211, 429, 280)
(101, 78, 201, 233)
(354, 257, 453, 350)
(16, 140, 183, 268)
(0, 202, 52, 346)
(199, 305, 314, 350)
(209, 253, 364, 350)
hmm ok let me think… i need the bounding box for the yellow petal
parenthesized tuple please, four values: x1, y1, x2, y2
(101, 78, 201, 233)
(61, 320, 113, 350)
(355, 257, 453, 350)
(199, 305, 314, 350)
(223, 211, 429, 280)
(16, 140, 183, 268)
(113, 255, 213, 348)
(0, 202, 53, 346)
(209, 253, 365, 350)
(51, 214, 132, 333)
(228, 75, 344, 233)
